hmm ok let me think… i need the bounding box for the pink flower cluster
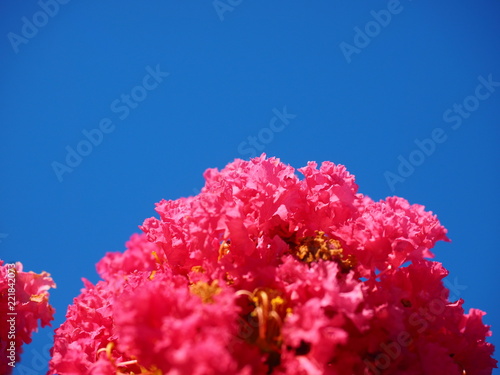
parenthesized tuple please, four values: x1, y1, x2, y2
(49, 156, 497, 374)
(0, 260, 55, 374)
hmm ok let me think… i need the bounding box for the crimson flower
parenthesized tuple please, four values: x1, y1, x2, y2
(0, 260, 55, 374)
(49, 156, 496, 374)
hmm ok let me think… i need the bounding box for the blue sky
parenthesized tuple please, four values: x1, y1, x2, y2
(1, 1, 499, 373)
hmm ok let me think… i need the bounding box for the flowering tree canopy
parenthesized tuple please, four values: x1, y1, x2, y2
(43, 156, 497, 374)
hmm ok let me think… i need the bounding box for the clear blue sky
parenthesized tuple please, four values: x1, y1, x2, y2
(1, 1, 499, 374)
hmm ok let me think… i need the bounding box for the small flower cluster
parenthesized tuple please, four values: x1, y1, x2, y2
(0, 260, 55, 374)
(49, 156, 496, 374)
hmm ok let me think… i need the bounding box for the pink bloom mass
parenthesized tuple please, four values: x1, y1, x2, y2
(50, 156, 497, 374)
(0, 260, 56, 374)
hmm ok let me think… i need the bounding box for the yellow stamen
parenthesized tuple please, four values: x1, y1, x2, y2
(96, 342, 163, 375)
(191, 265, 205, 273)
(223, 272, 234, 285)
(292, 231, 356, 272)
(116, 359, 138, 367)
(151, 251, 161, 263)
(218, 240, 231, 261)
(240, 288, 290, 353)
(96, 341, 114, 361)
(30, 294, 45, 302)
(189, 280, 221, 303)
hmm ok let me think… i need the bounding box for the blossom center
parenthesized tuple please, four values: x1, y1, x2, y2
(95, 342, 163, 374)
(292, 231, 356, 272)
(237, 288, 291, 356)
(189, 280, 221, 303)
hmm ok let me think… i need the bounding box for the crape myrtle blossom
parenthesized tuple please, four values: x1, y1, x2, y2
(49, 155, 497, 374)
(0, 260, 55, 374)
